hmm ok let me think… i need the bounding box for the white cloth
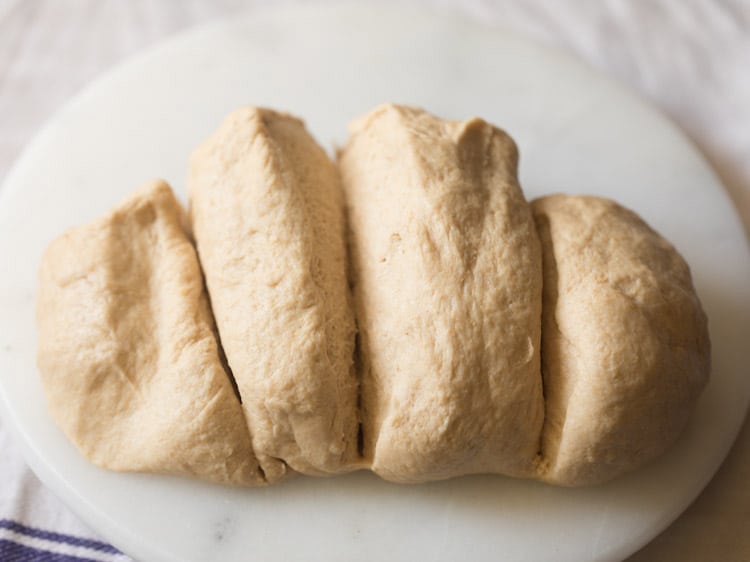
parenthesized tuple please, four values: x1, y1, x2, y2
(0, 1, 748, 560)
(0, 419, 134, 560)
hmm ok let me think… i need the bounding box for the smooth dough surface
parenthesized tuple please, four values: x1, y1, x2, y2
(532, 194, 711, 486)
(339, 104, 544, 482)
(189, 107, 358, 480)
(36, 180, 263, 487)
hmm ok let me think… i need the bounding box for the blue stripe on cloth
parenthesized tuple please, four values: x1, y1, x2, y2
(0, 538, 101, 561)
(0, 520, 121, 555)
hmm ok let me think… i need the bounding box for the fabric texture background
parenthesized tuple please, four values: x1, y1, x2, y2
(0, 0, 748, 560)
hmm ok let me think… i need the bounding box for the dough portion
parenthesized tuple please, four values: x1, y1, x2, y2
(36, 180, 263, 487)
(339, 104, 544, 482)
(189, 107, 358, 480)
(35, 105, 712, 490)
(532, 194, 711, 486)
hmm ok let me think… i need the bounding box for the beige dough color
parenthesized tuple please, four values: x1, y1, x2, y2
(35, 105, 712, 489)
(339, 104, 545, 483)
(189, 107, 358, 481)
(36, 180, 263, 487)
(532, 194, 711, 486)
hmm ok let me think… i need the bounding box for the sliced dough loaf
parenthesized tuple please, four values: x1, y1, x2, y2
(189, 107, 358, 480)
(37, 180, 263, 486)
(339, 104, 544, 482)
(532, 194, 711, 486)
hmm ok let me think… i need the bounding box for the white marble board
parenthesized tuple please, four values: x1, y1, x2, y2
(0, 4, 749, 561)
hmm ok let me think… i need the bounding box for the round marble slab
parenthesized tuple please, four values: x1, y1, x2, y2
(1, 4, 748, 561)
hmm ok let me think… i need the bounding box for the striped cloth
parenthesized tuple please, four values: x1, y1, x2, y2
(0, 406, 133, 560)
(0, 520, 130, 562)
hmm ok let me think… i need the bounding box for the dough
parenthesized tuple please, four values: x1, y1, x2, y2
(532, 194, 711, 485)
(36, 105, 712, 489)
(36, 180, 263, 486)
(189, 107, 358, 480)
(339, 104, 544, 482)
